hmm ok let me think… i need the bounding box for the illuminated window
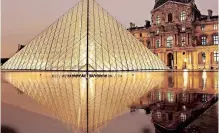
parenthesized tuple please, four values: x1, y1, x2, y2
(156, 92, 162, 101)
(156, 40, 161, 48)
(156, 16, 161, 25)
(180, 113, 186, 122)
(157, 111, 162, 119)
(201, 25, 205, 31)
(182, 26, 186, 31)
(202, 94, 208, 102)
(167, 36, 173, 47)
(213, 35, 218, 44)
(198, 52, 206, 64)
(213, 24, 218, 30)
(167, 92, 174, 102)
(201, 36, 207, 45)
(180, 11, 186, 21)
(214, 51, 219, 62)
(181, 36, 186, 46)
(156, 29, 159, 34)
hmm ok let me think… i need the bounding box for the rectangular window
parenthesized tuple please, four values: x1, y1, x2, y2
(214, 51, 219, 62)
(156, 16, 161, 25)
(156, 40, 161, 48)
(167, 36, 173, 47)
(140, 33, 142, 37)
(213, 24, 218, 30)
(213, 35, 218, 44)
(201, 36, 207, 45)
(201, 25, 205, 31)
(180, 11, 186, 21)
(181, 36, 186, 46)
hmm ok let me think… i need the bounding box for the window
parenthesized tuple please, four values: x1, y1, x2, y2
(201, 25, 205, 31)
(202, 94, 208, 102)
(167, 36, 173, 47)
(167, 92, 174, 102)
(147, 41, 151, 49)
(156, 111, 162, 119)
(181, 36, 186, 46)
(213, 35, 218, 44)
(140, 33, 142, 37)
(214, 51, 219, 62)
(182, 25, 186, 31)
(213, 24, 218, 30)
(198, 52, 206, 64)
(156, 15, 161, 25)
(201, 36, 207, 45)
(180, 113, 186, 122)
(156, 40, 161, 48)
(156, 29, 159, 34)
(168, 13, 173, 22)
(180, 11, 186, 21)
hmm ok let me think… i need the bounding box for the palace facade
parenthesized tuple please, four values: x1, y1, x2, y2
(128, 0, 218, 70)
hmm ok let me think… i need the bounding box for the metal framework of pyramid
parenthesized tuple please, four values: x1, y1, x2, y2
(2, 0, 168, 71)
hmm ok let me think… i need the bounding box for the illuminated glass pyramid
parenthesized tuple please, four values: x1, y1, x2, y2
(2, 0, 167, 71)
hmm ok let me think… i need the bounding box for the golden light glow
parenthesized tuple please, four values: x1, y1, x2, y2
(2, 71, 163, 132)
(1, 0, 168, 71)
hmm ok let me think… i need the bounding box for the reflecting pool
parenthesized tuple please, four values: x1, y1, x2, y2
(1, 71, 218, 133)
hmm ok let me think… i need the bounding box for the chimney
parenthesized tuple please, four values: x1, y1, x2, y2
(208, 9, 213, 19)
(130, 22, 135, 28)
(145, 20, 151, 28)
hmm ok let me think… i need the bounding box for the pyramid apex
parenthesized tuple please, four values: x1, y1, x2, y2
(2, 0, 168, 71)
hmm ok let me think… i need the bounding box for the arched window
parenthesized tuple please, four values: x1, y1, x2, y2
(198, 52, 206, 64)
(168, 13, 173, 22)
(140, 33, 143, 37)
(167, 36, 173, 47)
(156, 15, 161, 25)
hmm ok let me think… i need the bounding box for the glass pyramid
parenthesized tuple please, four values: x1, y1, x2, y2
(2, 0, 168, 71)
(2, 72, 164, 132)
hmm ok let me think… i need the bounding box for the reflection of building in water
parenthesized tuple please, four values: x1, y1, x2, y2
(135, 71, 218, 105)
(2, 72, 163, 132)
(150, 92, 217, 131)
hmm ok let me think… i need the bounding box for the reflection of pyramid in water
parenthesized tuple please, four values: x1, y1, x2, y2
(2, 0, 167, 71)
(2, 72, 163, 132)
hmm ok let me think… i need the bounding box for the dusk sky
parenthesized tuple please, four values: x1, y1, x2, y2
(1, 0, 218, 58)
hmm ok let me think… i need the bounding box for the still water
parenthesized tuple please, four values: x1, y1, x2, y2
(1, 71, 218, 133)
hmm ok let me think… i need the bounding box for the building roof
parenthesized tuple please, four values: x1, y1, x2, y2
(153, 0, 192, 9)
(199, 15, 219, 21)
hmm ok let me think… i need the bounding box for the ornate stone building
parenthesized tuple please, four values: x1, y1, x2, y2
(128, 0, 218, 70)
